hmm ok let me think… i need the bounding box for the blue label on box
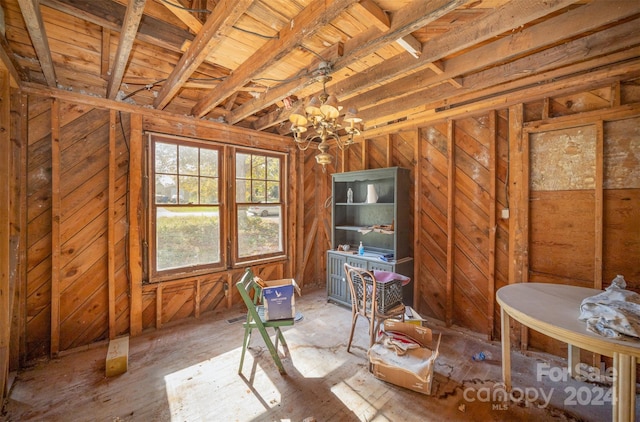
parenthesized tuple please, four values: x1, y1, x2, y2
(263, 284, 295, 320)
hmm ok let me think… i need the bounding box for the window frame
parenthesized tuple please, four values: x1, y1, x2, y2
(146, 134, 288, 283)
(231, 147, 287, 265)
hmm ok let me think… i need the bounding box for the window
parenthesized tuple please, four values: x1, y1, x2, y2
(148, 135, 286, 280)
(235, 152, 284, 261)
(152, 137, 221, 276)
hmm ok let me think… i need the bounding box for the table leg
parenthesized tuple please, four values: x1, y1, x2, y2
(568, 344, 581, 378)
(613, 352, 636, 422)
(501, 307, 511, 392)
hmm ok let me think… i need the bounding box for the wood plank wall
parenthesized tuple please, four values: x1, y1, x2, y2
(9, 73, 640, 367)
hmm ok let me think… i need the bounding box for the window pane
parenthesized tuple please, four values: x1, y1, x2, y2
(156, 142, 177, 173)
(236, 180, 252, 202)
(179, 145, 199, 176)
(238, 205, 283, 258)
(252, 155, 266, 179)
(156, 206, 220, 270)
(200, 177, 218, 204)
(267, 182, 279, 202)
(201, 149, 218, 177)
(155, 174, 176, 204)
(179, 175, 199, 204)
(252, 181, 266, 202)
(267, 157, 280, 180)
(236, 153, 251, 178)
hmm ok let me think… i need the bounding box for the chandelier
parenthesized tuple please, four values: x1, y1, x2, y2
(289, 63, 362, 171)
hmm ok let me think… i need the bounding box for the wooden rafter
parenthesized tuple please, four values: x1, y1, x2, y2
(17, 0, 57, 87)
(106, 0, 147, 99)
(191, 0, 358, 118)
(159, 0, 204, 33)
(228, 0, 464, 125)
(0, 32, 26, 88)
(253, 0, 605, 132)
(153, 0, 252, 110)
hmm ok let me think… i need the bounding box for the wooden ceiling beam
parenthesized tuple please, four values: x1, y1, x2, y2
(357, 22, 640, 130)
(159, 0, 204, 34)
(191, 0, 358, 118)
(352, 0, 389, 32)
(229, 0, 461, 125)
(347, 2, 640, 118)
(0, 32, 26, 88)
(153, 0, 252, 110)
(41, 0, 193, 54)
(17, 0, 57, 87)
(106, 0, 146, 99)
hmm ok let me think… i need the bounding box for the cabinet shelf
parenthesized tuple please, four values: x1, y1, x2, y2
(328, 167, 414, 308)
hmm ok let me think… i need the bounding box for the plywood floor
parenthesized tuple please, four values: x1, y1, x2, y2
(2, 287, 632, 421)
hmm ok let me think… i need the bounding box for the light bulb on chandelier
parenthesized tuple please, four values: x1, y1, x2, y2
(289, 62, 363, 172)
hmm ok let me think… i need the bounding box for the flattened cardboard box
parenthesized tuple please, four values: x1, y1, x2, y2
(262, 278, 300, 321)
(368, 320, 441, 395)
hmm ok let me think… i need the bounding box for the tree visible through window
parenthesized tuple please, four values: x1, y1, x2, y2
(235, 152, 284, 259)
(153, 140, 221, 273)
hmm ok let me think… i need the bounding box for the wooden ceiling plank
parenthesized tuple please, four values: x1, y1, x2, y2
(227, 0, 462, 124)
(191, 0, 358, 118)
(153, 0, 252, 110)
(106, 0, 146, 99)
(17, 0, 57, 87)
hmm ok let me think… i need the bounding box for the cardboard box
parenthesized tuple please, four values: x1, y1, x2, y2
(404, 306, 426, 326)
(368, 320, 441, 395)
(261, 278, 299, 320)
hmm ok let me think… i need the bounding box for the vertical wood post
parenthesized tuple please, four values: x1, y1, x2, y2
(488, 110, 497, 340)
(108, 110, 117, 339)
(0, 69, 11, 396)
(446, 119, 455, 326)
(129, 114, 143, 336)
(50, 99, 61, 356)
(413, 128, 421, 310)
(508, 104, 528, 350)
(594, 120, 604, 290)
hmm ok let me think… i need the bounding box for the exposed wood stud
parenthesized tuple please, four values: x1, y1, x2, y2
(446, 119, 454, 327)
(0, 69, 11, 397)
(488, 110, 497, 340)
(594, 120, 603, 290)
(50, 98, 61, 356)
(108, 110, 117, 339)
(413, 128, 421, 312)
(129, 114, 143, 336)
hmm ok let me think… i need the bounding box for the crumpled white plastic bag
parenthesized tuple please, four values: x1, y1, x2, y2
(578, 275, 640, 339)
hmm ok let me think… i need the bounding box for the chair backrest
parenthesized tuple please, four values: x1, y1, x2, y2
(344, 264, 378, 317)
(237, 268, 263, 321)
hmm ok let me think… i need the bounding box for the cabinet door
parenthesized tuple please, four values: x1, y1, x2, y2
(327, 253, 348, 304)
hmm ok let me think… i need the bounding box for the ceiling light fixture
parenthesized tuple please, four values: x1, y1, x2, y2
(289, 62, 363, 172)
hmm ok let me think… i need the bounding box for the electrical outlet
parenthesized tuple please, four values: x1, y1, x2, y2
(501, 208, 510, 219)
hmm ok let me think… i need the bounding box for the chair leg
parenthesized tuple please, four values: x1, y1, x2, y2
(257, 327, 287, 375)
(347, 312, 358, 353)
(239, 326, 251, 374)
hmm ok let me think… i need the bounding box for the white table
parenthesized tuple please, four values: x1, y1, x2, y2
(497, 283, 640, 422)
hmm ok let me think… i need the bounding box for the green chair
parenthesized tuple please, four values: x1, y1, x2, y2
(236, 268, 294, 375)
